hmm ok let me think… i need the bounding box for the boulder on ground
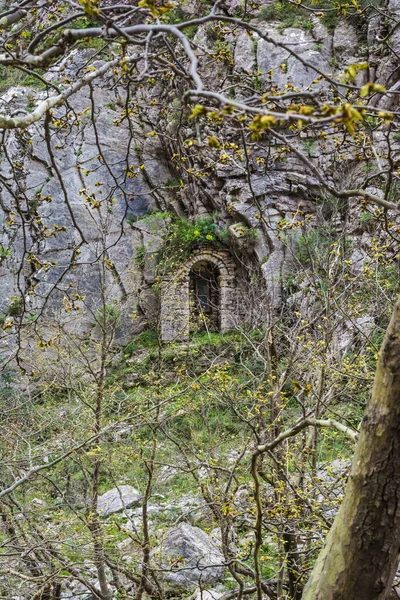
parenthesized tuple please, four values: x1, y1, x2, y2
(98, 485, 142, 516)
(157, 522, 225, 590)
(194, 588, 224, 600)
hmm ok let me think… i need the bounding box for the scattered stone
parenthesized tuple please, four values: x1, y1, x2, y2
(98, 485, 142, 516)
(30, 498, 47, 508)
(157, 523, 225, 590)
(193, 588, 224, 600)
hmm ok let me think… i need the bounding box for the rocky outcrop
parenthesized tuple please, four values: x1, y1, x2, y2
(0, 5, 399, 347)
(257, 25, 331, 90)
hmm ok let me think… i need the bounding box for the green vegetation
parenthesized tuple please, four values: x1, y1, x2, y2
(329, 57, 339, 69)
(95, 303, 121, 327)
(8, 296, 23, 316)
(302, 137, 316, 155)
(164, 177, 182, 189)
(135, 245, 146, 267)
(163, 6, 198, 38)
(158, 214, 229, 270)
(257, 2, 316, 31)
(0, 67, 47, 93)
(0, 245, 10, 262)
(295, 225, 339, 265)
(256, 0, 361, 31)
(124, 329, 159, 356)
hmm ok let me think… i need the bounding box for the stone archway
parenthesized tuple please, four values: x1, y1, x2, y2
(160, 248, 236, 342)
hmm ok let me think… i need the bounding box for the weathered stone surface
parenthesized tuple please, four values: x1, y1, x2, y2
(234, 29, 257, 73)
(0, 72, 159, 341)
(261, 249, 285, 309)
(0, 29, 326, 337)
(98, 485, 142, 516)
(158, 523, 225, 589)
(257, 26, 330, 90)
(332, 18, 365, 85)
(333, 20, 358, 57)
(194, 588, 224, 600)
(311, 17, 333, 58)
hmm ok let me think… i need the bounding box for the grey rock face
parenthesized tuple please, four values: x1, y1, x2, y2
(158, 523, 225, 589)
(98, 485, 142, 516)
(234, 29, 257, 73)
(0, 18, 382, 339)
(311, 18, 332, 58)
(333, 20, 359, 58)
(0, 76, 159, 344)
(257, 26, 330, 90)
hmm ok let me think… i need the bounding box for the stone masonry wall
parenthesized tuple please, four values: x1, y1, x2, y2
(160, 248, 236, 342)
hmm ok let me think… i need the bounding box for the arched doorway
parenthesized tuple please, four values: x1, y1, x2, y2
(160, 248, 236, 342)
(189, 261, 220, 332)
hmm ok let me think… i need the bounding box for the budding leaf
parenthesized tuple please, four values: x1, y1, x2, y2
(360, 82, 386, 97)
(78, 0, 100, 16)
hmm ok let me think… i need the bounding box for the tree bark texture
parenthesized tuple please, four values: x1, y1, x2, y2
(302, 298, 400, 600)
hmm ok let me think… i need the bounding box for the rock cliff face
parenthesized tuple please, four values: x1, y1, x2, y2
(0, 0, 399, 347)
(1, 5, 400, 597)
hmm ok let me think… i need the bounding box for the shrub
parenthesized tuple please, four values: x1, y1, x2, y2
(8, 296, 23, 316)
(124, 330, 159, 356)
(135, 245, 145, 267)
(95, 303, 121, 328)
(295, 227, 337, 265)
(158, 215, 229, 270)
(0, 245, 10, 264)
(256, 0, 363, 31)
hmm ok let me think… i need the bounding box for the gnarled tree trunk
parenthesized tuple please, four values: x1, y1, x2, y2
(302, 298, 400, 600)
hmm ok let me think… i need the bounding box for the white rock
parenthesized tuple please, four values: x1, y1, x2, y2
(31, 498, 47, 508)
(158, 523, 225, 590)
(194, 588, 224, 600)
(98, 485, 142, 516)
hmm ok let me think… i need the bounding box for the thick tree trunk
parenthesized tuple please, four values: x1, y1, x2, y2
(302, 298, 400, 600)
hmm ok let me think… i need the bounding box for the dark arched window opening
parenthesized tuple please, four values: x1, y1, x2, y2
(189, 262, 220, 332)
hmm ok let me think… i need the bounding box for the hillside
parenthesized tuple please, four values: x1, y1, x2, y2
(0, 0, 400, 598)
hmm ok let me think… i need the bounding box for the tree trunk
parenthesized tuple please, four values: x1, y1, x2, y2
(302, 298, 400, 600)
